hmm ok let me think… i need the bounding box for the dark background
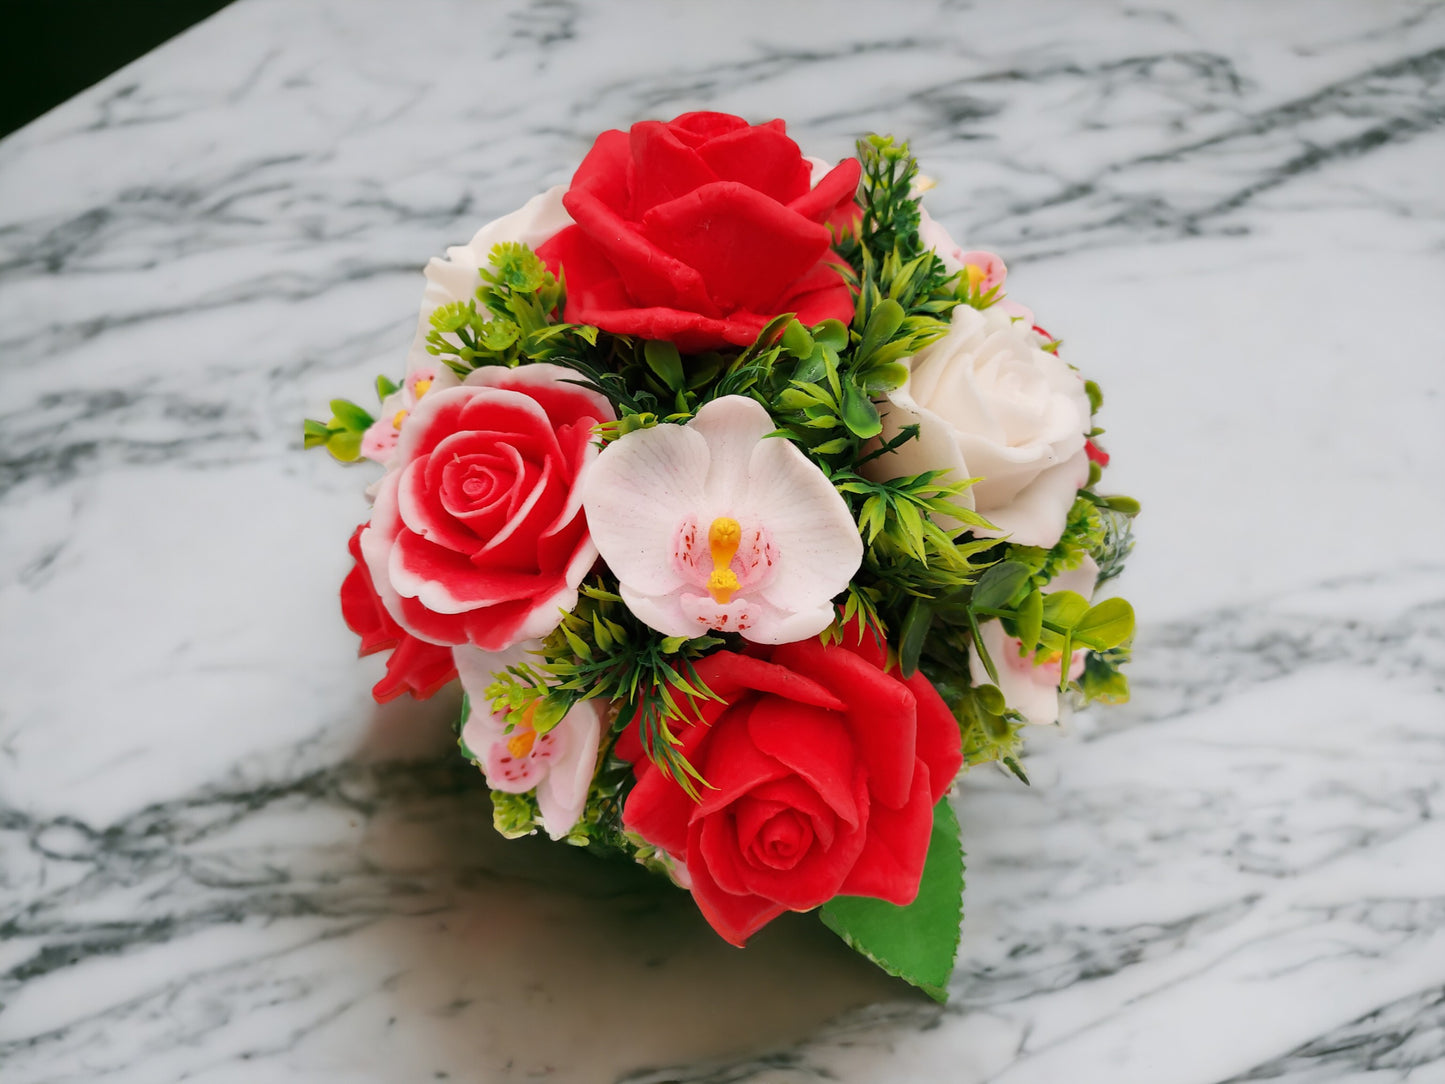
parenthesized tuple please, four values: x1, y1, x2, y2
(1, 0, 235, 138)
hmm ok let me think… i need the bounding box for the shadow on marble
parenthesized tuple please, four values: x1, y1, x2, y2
(351, 694, 914, 1081)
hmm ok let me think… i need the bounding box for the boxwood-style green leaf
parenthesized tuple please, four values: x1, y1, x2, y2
(1100, 495, 1141, 516)
(820, 800, 964, 1002)
(840, 380, 883, 439)
(793, 344, 830, 386)
(970, 560, 1031, 612)
(325, 429, 364, 462)
(1015, 588, 1044, 653)
(1072, 597, 1135, 650)
(897, 596, 933, 677)
(813, 319, 849, 352)
(856, 298, 906, 365)
(781, 319, 814, 359)
(1040, 589, 1089, 630)
(643, 340, 685, 392)
(329, 399, 375, 432)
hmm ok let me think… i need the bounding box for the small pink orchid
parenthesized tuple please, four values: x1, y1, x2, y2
(455, 642, 602, 840)
(958, 250, 1006, 295)
(969, 556, 1099, 727)
(359, 366, 460, 465)
(581, 396, 862, 644)
(955, 250, 1033, 322)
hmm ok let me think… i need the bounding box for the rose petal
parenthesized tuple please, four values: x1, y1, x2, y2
(628, 119, 721, 212)
(745, 696, 860, 827)
(562, 187, 717, 315)
(787, 157, 862, 224)
(724, 774, 869, 911)
(464, 362, 614, 433)
(836, 763, 935, 905)
(695, 125, 812, 205)
(971, 448, 1090, 548)
(640, 181, 832, 313)
(906, 672, 964, 804)
(684, 836, 788, 947)
(771, 638, 916, 810)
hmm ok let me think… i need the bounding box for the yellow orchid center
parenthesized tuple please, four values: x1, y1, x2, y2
(706, 516, 742, 604)
(965, 263, 987, 292)
(505, 727, 536, 758)
(413, 377, 432, 398)
(391, 409, 409, 431)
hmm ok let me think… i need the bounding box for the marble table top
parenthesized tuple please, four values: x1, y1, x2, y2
(3, 1, 1443, 1080)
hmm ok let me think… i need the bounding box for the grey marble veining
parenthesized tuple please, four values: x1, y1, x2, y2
(2, 1, 1443, 1080)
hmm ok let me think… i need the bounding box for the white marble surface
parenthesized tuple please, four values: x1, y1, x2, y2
(2, 1, 1444, 1080)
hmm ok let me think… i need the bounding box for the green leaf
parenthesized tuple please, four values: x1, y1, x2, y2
(793, 344, 830, 386)
(897, 596, 933, 677)
(302, 418, 332, 450)
(325, 429, 364, 462)
(861, 361, 910, 393)
(529, 694, 569, 735)
(813, 319, 849, 352)
(1015, 588, 1043, 654)
(329, 399, 375, 431)
(643, 340, 685, 392)
(1072, 597, 1135, 651)
(821, 800, 964, 1002)
(1041, 589, 1089, 631)
(974, 683, 1006, 715)
(856, 298, 906, 363)
(970, 560, 1031, 612)
(967, 607, 998, 685)
(840, 380, 883, 439)
(781, 319, 814, 359)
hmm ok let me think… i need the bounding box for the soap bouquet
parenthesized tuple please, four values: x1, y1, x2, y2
(305, 113, 1137, 999)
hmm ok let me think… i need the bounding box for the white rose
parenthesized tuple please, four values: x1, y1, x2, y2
(865, 303, 1091, 548)
(402, 186, 572, 375)
(968, 555, 1099, 727)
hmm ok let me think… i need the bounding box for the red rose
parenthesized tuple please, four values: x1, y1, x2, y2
(358, 363, 615, 653)
(536, 111, 861, 353)
(340, 525, 457, 703)
(621, 631, 963, 945)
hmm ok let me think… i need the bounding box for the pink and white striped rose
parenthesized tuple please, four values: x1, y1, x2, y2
(358, 363, 615, 653)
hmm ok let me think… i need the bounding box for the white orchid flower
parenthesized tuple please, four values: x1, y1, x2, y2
(581, 396, 862, 644)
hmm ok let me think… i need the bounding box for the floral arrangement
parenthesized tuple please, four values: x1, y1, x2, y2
(305, 113, 1138, 999)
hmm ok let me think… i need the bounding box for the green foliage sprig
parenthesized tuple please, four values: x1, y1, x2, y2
(426, 243, 599, 373)
(484, 579, 725, 800)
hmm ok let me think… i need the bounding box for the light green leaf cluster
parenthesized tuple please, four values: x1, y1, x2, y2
(302, 398, 375, 461)
(425, 243, 599, 373)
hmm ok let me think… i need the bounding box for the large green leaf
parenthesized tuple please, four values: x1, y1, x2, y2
(820, 800, 964, 1002)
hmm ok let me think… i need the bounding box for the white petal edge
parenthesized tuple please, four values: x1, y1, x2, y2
(536, 701, 604, 840)
(742, 433, 862, 619)
(582, 423, 712, 596)
(972, 447, 1090, 548)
